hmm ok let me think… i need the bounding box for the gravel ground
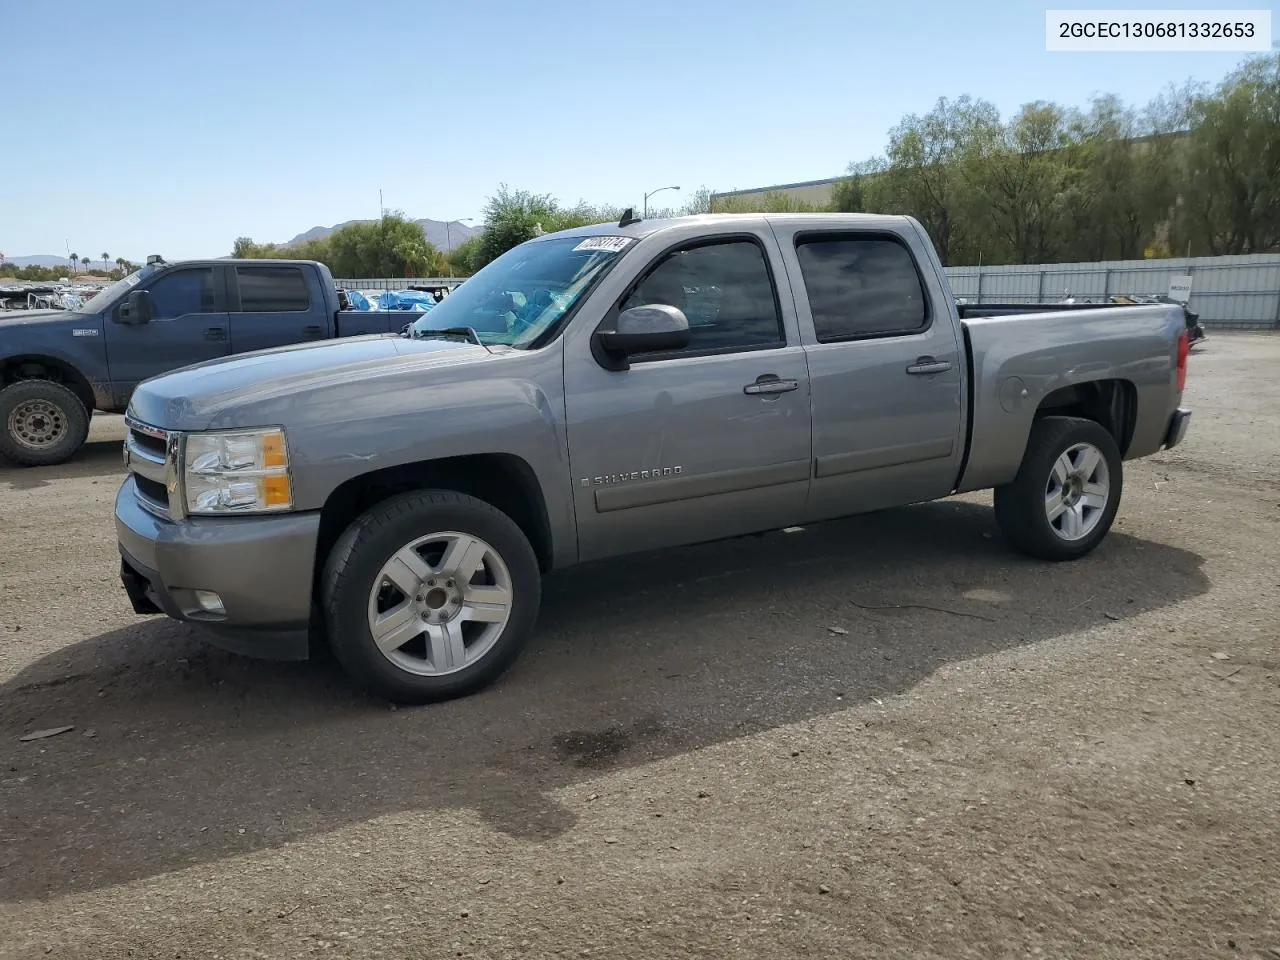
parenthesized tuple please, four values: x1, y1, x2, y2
(1, 333, 1278, 959)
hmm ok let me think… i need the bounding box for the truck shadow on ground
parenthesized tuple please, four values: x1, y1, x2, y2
(0, 440, 126, 490)
(0, 500, 1209, 902)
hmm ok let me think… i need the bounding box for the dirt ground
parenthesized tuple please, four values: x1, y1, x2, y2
(1, 334, 1278, 959)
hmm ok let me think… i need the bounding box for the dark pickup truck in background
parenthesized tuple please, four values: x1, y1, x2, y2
(0, 257, 424, 466)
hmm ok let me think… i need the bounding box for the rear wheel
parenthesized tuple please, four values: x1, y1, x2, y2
(321, 490, 541, 703)
(0, 380, 90, 467)
(994, 416, 1123, 562)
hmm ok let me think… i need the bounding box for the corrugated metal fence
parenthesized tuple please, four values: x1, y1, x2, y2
(944, 253, 1280, 329)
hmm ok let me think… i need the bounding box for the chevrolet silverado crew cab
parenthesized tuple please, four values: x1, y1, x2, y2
(0, 257, 423, 466)
(114, 213, 1193, 703)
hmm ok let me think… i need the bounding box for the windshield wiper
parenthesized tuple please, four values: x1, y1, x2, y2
(411, 326, 492, 352)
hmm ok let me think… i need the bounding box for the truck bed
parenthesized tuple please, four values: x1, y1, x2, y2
(334, 310, 424, 338)
(955, 302, 1187, 494)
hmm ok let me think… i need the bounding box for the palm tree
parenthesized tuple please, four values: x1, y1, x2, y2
(69, 252, 79, 273)
(115, 257, 126, 273)
(101, 252, 110, 272)
(80, 256, 90, 272)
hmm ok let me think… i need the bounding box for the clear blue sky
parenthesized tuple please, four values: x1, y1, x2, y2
(1, 0, 1272, 260)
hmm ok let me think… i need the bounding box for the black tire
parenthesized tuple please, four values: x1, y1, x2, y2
(993, 416, 1123, 562)
(321, 489, 542, 704)
(0, 380, 91, 467)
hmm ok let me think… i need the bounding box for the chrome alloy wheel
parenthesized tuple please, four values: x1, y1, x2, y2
(366, 531, 514, 676)
(1045, 442, 1110, 541)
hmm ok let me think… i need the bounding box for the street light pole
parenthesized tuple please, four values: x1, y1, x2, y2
(643, 185, 681, 219)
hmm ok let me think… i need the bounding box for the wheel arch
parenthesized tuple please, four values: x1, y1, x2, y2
(1034, 378, 1138, 457)
(0, 355, 98, 415)
(313, 452, 556, 592)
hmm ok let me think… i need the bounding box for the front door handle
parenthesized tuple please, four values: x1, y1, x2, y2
(906, 357, 952, 376)
(204, 326, 227, 342)
(744, 374, 799, 396)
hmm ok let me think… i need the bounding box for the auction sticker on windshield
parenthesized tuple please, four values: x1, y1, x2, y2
(573, 237, 634, 253)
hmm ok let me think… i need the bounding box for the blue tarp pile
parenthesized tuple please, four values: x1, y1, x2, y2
(375, 290, 437, 312)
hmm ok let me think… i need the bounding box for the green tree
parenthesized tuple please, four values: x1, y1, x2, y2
(473, 185, 563, 268)
(68, 252, 78, 273)
(829, 160, 886, 213)
(682, 187, 714, 215)
(79, 256, 90, 271)
(873, 95, 1001, 264)
(448, 235, 483, 276)
(1173, 53, 1280, 255)
(324, 213, 440, 277)
(967, 101, 1083, 264)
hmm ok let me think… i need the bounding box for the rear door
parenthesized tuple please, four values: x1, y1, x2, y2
(770, 222, 965, 522)
(103, 264, 230, 400)
(228, 264, 326, 353)
(563, 226, 813, 562)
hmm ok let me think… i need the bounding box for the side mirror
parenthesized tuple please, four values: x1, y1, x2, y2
(117, 290, 153, 325)
(595, 305, 690, 366)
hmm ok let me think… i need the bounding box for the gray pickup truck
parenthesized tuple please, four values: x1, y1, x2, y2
(114, 212, 1192, 703)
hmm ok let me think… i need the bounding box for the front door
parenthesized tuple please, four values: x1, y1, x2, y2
(773, 225, 965, 522)
(103, 265, 230, 405)
(564, 231, 813, 562)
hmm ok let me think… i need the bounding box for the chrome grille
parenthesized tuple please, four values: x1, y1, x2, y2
(123, 414, 177, 520)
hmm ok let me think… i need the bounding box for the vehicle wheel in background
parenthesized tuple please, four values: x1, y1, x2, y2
(321, 489, 541, 703)
(0, 380, 90, 467)
(994, 416, 1123, 562)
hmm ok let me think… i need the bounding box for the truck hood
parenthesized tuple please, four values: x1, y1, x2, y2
(0, 309, 85, 328)
(127, 333, 500, 431)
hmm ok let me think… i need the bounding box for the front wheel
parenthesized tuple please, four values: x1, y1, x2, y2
(0, 380, 90, 467)
(321, 490, 542, 703)
(994, 416, 1123, 562)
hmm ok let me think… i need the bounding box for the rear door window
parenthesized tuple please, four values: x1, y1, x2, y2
(236, 266, 310, 312)
(794, 236, 929, 341)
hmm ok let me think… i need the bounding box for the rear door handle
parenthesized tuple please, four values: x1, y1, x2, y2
(304, 324, 324, 338)
(204, 326, 227, 342)
(744, 374, 799, 396)
(906, 357, 952, 376)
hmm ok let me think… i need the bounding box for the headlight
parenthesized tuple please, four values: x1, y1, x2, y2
(182, 428, 293, 515)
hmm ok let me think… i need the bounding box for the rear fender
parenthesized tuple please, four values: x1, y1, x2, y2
(956, 305, 1183, 493)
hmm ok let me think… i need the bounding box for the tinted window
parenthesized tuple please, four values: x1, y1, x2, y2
(236, 267, 310, 312)
(795, 236, 928, 341)
(620, 240, 782, 355)
(148, 268, 215, 320)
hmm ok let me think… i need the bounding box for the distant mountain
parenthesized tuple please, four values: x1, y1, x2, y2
(282, 218, 481, 252)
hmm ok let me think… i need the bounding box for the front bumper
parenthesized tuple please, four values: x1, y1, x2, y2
(115, 477, 321, 657)
(1163, 407, 1192, 450)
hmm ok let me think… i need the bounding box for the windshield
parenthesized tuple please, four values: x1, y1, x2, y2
(408, 235, 633, 348)
(73, 264, 157, 314)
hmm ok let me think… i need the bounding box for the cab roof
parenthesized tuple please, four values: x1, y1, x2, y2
(537, 212, 919, 243)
